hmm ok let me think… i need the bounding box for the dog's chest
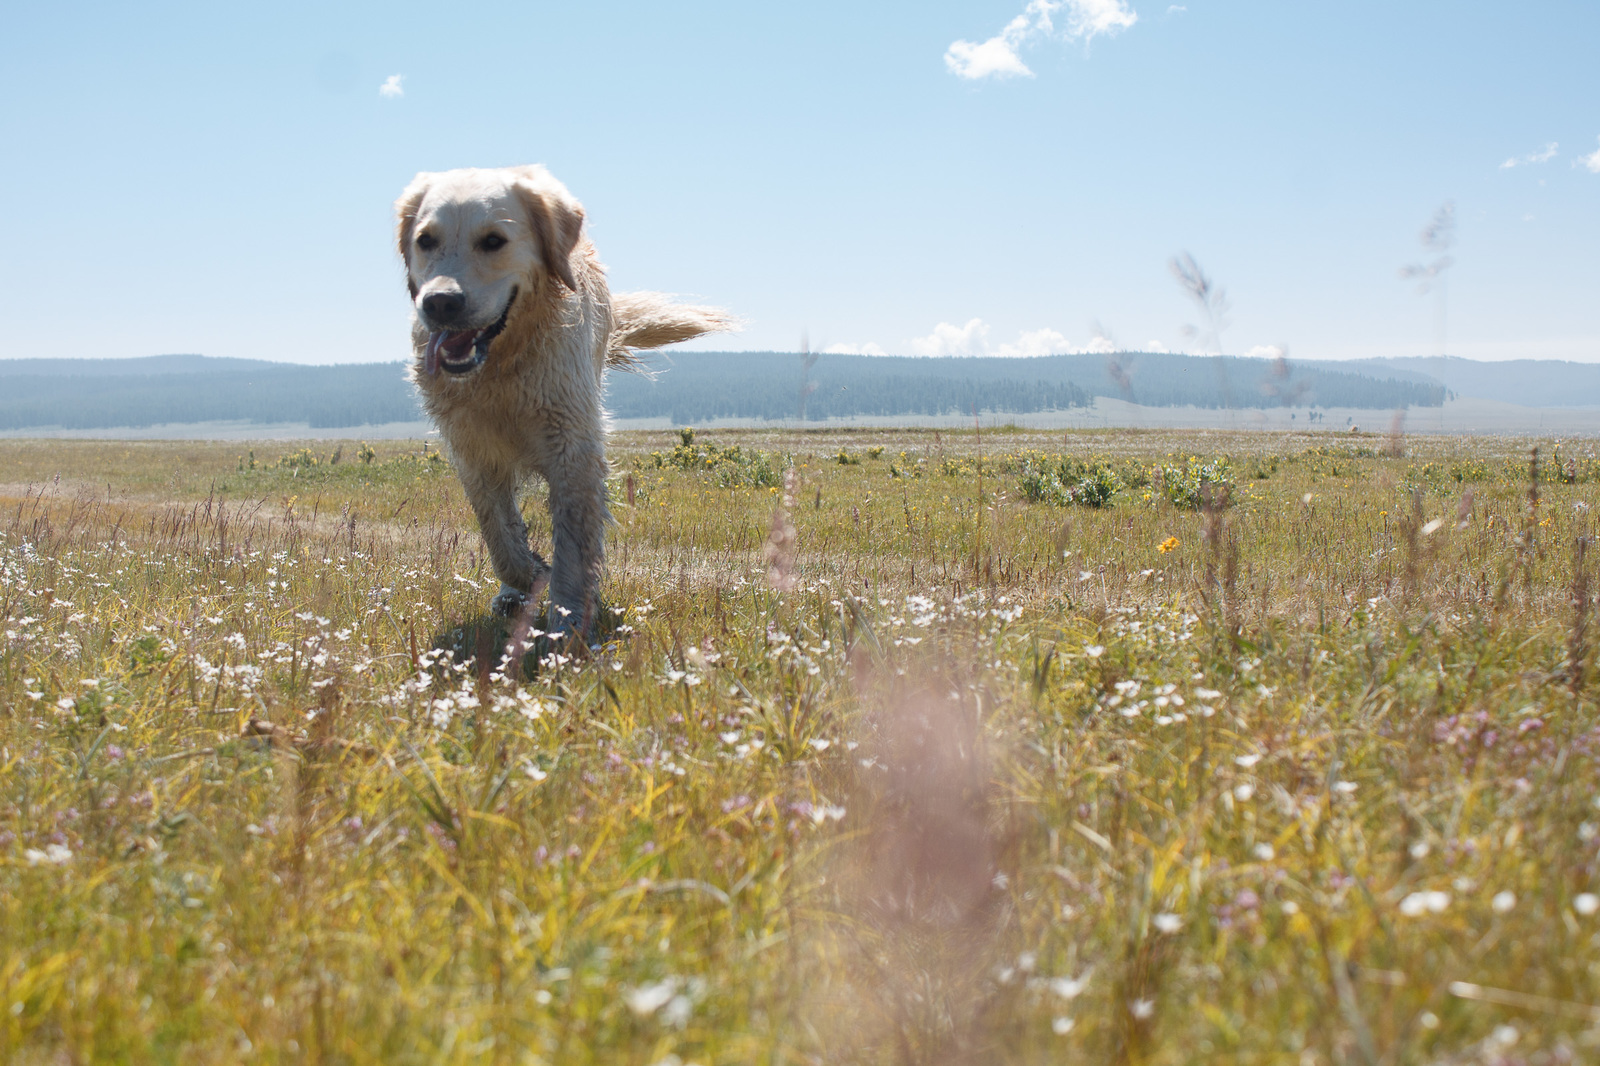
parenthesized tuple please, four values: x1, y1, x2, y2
(422, 344, 602, 476)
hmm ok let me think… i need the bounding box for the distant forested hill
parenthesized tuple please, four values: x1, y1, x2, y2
(605, 352, 1092, 422)
(1342, 356, 1600, 408)
(0, 358, 422, 430)
(0, 350, 1448, 431)
(607, 351, 1446, 423)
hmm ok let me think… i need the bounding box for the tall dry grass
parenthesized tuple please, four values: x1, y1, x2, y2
(1, 428, 1598, 1064)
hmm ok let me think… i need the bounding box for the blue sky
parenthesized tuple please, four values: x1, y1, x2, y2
(3, 0, 1597, 364)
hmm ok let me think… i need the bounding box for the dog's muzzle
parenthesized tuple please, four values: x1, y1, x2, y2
(423, 289, 516, 377)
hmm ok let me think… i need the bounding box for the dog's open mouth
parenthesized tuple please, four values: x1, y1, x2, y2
(424, 289, 516, 377)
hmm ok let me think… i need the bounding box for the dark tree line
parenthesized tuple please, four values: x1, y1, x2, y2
(0, 364, 423, 430)
(606, 351, 1445, 423)
(0, 351, 1448, 431)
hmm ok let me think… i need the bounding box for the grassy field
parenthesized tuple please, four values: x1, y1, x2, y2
(3, 426, 1600, 1065)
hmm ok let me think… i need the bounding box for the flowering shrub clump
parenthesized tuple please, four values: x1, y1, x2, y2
(1018, 455, 1119, 508)
(649, 427, 787, 488)
(1154, 455, 1233, 509)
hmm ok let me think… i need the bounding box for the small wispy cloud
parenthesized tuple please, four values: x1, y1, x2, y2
(822, 342, 889, 356)
(945, 0, 1138, 81)
(909, 320, 1113, 357)
(1499, 141, 1557, 169)
(1578, 138, 1600, 175)
(379, 74, 404, 98)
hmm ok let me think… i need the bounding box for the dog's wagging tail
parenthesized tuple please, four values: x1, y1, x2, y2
(396, 164, 734, 637)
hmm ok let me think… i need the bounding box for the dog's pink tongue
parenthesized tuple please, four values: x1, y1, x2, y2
(424, 330, 478, 376)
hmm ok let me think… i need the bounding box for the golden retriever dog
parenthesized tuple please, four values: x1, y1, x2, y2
(395, 165, 730, 636)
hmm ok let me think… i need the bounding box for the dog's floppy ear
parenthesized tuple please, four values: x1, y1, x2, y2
(511, 168, 584, 293)
(395, 174, 431, 297)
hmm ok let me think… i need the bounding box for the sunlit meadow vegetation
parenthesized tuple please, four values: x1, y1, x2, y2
(3, 427, 1600, 1065)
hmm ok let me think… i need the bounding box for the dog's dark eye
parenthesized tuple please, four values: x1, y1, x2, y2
(416, 232, 439, 252)
(478, 233, 508, 252)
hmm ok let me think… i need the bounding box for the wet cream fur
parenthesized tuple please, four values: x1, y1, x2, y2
(395, 165, 731, 634)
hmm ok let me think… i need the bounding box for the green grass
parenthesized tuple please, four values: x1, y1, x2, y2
(3, 427, 1600, 1064)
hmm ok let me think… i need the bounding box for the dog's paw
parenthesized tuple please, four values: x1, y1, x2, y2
(490, 586, 530, 618)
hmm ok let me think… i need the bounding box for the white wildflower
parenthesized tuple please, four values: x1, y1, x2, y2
(1398, 890, 1450, 917)
(659, 993, 693, 1028)
(625, 978, 680, 1016)
(1049, 971, 1091, 999)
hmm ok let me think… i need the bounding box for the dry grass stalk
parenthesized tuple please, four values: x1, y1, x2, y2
(1521, 446, 1542, 594)
(1199, 482, 1240, 636)
(1570, 536, 1592, 694)
(817, 664, 1005, 1065)
(1383, 409, 1407, 459)
(765, 467, 799, 590)
(1401, 488, 1424, 606)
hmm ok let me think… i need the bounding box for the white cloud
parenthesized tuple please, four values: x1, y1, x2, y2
(1145, 340, 1170, 353)
(911, 318, 991, 356)
(379, 74, 404, 98)
(945, 32, 1034, 79)
(1244, 344, 1285, 360)
(1500, 141, 1557, 169)
(822, 342, 889, 356)
(945, 0, 1137, 81)
(1064, 0, 1140, 38)
(910, 320, 1122, 357)
(1579, 138, 1600, 175)
(997, 327, 1073, 357)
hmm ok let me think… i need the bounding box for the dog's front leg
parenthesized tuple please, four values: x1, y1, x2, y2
(544, 448, 609, 637)
(459, 467, 550, 618)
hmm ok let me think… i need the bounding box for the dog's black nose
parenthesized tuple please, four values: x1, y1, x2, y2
(421, 292, 466, 323)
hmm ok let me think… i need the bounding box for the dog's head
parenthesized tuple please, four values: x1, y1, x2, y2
(395, 165, 585, 377)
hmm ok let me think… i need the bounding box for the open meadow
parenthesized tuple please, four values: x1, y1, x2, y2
(4, 426, 1600, 1065)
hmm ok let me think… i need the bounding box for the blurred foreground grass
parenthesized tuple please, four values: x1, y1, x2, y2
(3, 427, 1600, 1065)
